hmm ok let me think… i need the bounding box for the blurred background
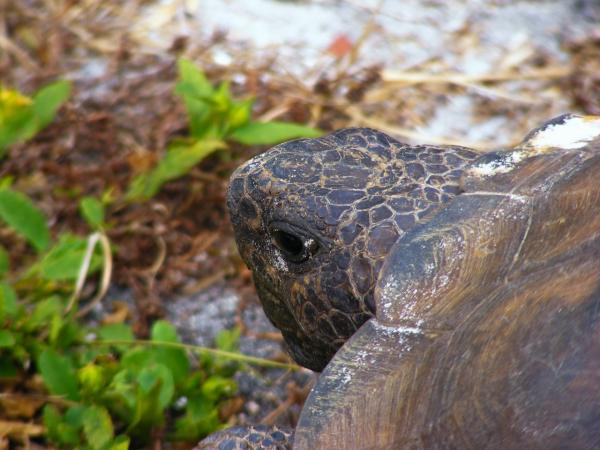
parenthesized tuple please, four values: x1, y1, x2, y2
(0, 0, 598, 448)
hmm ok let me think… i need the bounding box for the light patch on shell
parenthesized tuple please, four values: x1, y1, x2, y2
(468, 151, 526, 176)
(337, 327, 419, 387)
(338, 366, 353, 386)
(380, 279, 420, 320)
(338, 348, 371, 386)
(527, 115, 600, 150)
(468, 115, 600, 178)
(373, 319, 423, 336)
(379, 262, 453, 321)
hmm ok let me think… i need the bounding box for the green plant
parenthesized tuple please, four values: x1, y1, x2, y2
(0, 66, 304, 449)
(37, 321, 242, 449)
(126, 59, 322, 200)
(0, 190, 295, 449)
(0, 81, 71, 157)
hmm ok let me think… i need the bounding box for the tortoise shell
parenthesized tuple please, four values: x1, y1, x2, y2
(221, 114, 600, 449)
(294, 114, 600, 449)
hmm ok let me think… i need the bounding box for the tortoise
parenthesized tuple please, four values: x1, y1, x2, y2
(199, 113, 600, 449)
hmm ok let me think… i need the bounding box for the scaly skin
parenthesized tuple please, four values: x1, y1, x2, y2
(194, 425, 293, 450)
(227, 128, 479, 371)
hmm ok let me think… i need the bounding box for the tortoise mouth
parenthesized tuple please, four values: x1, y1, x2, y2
(253, 277, 336, 371)
(281, 334, 331, 372)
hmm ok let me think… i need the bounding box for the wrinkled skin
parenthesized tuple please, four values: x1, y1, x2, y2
(227, 128, 478, 371)
(194, 425, 293, 450)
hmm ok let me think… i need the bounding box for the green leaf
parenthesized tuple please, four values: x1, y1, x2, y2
(0, 116, 37, 154)
(177, 59, 213, 98)
(0, 245, 8, 277)
(43, 404, 82, 447)
(175, 86, 211, 138)
(0, 282, 18, 320)
(150, 320, 179, 342)
(57, 424, 81, 446)
(126, 139, 225, 201)
(0, 329, 15, 347)
(213, 81, 233, 111)
(32, 80, 71, 127)
(121, 347, 154, 370)
(78, 363, 107, 394)
(227, 98, 253, 130)
(79, 196, 105, 229)
(83, 405, 114, 450)
(49, 311, 65, 344)
(37, 348, 80, 401)
(151, 320, 189, 385)
(38, 234, 103, 280)
(0, 188, 49, 251)
(0, 88, 36, 154)
(230, 121, 322, 145)
(42, 404, 62, 437)
(137, 363, 174, 410)
(201, 375, 236, 401)
(127, 365, 172, 436)
(173, 394, 220, 440)
(27, 296, 63, 331)
(176, 59, 216, 138)
(152, 139, 224, 183)
(99, 323, 134, 341)
(129, 388, 161, 436)
(215, 327, 240, 352)
(107, 369, 137, 412)
(107, 435, 130, 450)
(0, 177, 13, 190)
(0, 81, 69, 155)
(53, 320, 81, 349)
(98, 323, 134, 354)
(0, 356, 18, 377)
(64, 405, 87, 428)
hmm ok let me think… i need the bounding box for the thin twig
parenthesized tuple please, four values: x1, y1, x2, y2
(0, 35, 39, 71)
(0, 393, 78, 408)
(382, 66, 571, 85)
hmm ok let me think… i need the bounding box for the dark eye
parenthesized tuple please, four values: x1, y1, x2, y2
(272, 229, 304, 256)
(270, 225, 320, 263)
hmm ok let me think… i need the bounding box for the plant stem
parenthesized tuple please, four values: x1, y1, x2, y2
(89, 339, 300, 370)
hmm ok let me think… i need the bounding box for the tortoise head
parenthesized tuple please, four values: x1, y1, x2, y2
(227, 128, 477, 371)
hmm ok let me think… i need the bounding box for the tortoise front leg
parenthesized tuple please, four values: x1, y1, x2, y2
(194, 424, 293, 450)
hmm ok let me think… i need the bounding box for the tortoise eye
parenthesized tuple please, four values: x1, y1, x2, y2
(272, 229, 304, 257)
(270, 226, 320, 264)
